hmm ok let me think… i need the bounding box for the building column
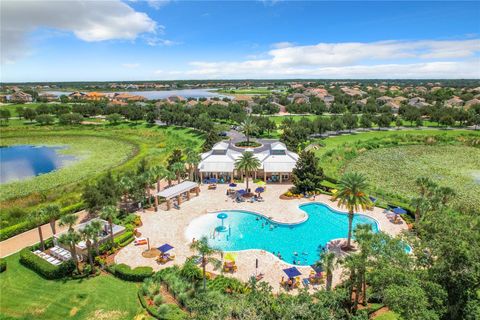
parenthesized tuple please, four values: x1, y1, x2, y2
(280, 174, 283, 183)
(177, 195, 182, 205)
(187, 190, 191, 200)
(254, 171, 257, 180)
(200, 172, 203, 183)
(166, 199, 171, 210)
(195, 187, 200, 196)
(154, 195, 159, 211)
(264, 171, 266, 182)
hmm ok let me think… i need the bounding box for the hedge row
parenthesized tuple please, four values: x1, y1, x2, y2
(114, 231, 134, 247)
(0, 258, 6, 273)
(19, 248, 75, 279)
(0, 202, 85, 241)
(109, 263, 153, 282)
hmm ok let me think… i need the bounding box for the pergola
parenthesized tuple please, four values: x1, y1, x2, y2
(156, 181, 200, 210)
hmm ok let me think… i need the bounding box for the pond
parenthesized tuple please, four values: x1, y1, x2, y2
(43, 89, 231, 100)
(0, 145, 77, 184)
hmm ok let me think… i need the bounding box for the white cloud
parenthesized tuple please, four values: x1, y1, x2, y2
(122, 63, 140, 68)
(272, 41, 295, 49)
(147, 0, 171, 9)
(0, 0, 157, 63)
(173, 39, 480, 79)
(145, 37, 180, 46)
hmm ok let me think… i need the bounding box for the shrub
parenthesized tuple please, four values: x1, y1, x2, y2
(0, 258, 6, 273)
(19, 248, 75, 279)
(138, 289, 187, 320)
(114, 231, 134, 247)
(111, 263, 153, 282)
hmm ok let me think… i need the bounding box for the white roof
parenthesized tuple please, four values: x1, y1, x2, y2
(270, 141, 287, 150)
(157, 181, 198, 199)
(212, 141, 229, 151)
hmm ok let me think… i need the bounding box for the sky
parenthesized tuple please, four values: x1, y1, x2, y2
(1, 0, 479, 82)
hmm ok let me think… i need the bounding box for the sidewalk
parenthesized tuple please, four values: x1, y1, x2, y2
(0, 211, 88, 258)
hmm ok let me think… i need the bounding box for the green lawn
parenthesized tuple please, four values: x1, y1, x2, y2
(0, 254, 146, 320)
(373, 311, 400, 320)
(217, 89, 274, 95)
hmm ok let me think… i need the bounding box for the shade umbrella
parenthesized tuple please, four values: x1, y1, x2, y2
(369, 196, 377, 203)
(229, 183, 237, 188)
(206, 178, 217, 184)
(255, 187, 265, 194)
(224, 252, 237, 262)
(256, 181, 266, 187)
(392, 207, 407, 214)
(310, 264, 323, 274)
(157, 243, 174, 253)
(283, 267, 301, 278)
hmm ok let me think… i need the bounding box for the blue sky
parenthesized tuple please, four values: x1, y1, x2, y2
(1, 0, 479, 82)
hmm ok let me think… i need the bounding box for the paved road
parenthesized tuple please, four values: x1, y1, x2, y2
(0, 211, 88, 258)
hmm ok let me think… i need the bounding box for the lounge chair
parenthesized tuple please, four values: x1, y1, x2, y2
(223, 261, 238, 273)
(302, 278, 310, 288)
(134, 237, 148, 246)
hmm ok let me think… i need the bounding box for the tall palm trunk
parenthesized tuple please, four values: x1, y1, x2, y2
(37, 226, 45, 251)
(202, 254, 207, 291)
(94, 239, 99, 255)
(326, 270, 333, 291)
(157, 179, 161, 192)
(415, 207, 420, 225)
(245, 170, 250, 191)
(347, 212, 353, 248)
(49, 219, 56, 234)
(69, 243, 79, 273)
(177, 174, 181, 184)
(86, 239, 94, 273)
(353, 273, 361, 311)
(362, 272, 367, 306)
(109, 220, 114, 243)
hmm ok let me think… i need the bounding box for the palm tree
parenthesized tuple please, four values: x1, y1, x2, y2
(333, 172, 372, 250)
(235, 151, 261, 192)
(32, 212, 46, 251)
(319, 251, 337, 291)
(89, 219, 103, 255)
(416, 177, 436, 198)
(100, 205, 118, 243)
(59, 213, 77, 232)
(58, 231, 81, 273)
(436, 186, 455, 207)
(189, 236, 222, 291)
(80, 224, 96, 273)
(411, 197, 430, 225)
(151, 165, 167, 192)
(185, 149, 201, 181)
(240, 117, 258, 144)
(40, 204, 60, 235)
(171, 162, 186, 184)
(119, 175, 134, 203)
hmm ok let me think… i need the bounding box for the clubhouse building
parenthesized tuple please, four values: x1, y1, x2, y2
(198, 141, 299, 183)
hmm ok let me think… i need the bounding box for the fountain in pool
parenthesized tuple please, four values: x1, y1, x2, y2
(216, 212, 229, 232)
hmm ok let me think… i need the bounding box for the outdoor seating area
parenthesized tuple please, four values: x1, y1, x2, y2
(155, 243, 176, 264)
(156, 181, 200, 210)
(49, 245, 81, 262)
(383, 206, 407, 224)
(223, 252, 238, 273)
(33, 250, 63, 266)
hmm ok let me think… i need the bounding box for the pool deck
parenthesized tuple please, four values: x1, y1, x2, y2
(115, 183, 407, 293)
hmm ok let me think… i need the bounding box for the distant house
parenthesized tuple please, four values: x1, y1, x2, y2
(384, 101, 401, 113)
(68, 91, 86, 100)
(376, 96, 393, 104)
(445, 96, 464, 108)
(166, 95, 187, 103)
(112, 93, 145, 102)
(9, 91, 32, 103)
(408, 97, 429, 108)
(38, 93, 58, 102)
(85, 92, 106, 101)
(288, 93, 309, 104)
(323, 95, 335, 104)
(465, 98, 480, 109)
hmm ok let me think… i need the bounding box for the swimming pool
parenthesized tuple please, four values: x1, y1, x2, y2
(185, 203, 379, 265)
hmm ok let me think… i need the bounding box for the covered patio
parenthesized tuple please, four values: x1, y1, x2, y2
(156, 181, 200, 210)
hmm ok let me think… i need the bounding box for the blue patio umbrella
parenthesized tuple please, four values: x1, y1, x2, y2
(237, 189, 247, 195)
(255, 187, 265, 193)
(283, 267, 302, 278)
(157, 244, 174, 253)
(206, 178, 217, 184)
(369, 196, 377, 203)
(392, 207, 407, 215)
(229, 183, 237, 187)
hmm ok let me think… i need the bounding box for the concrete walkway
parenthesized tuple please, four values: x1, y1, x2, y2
(0, 211, 88, 258)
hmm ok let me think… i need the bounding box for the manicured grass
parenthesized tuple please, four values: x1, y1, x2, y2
(217, 89, 274, 94)
(373, 311, 400, 320)
(0, 253, 145, 320)
(345, 145, 480, 213)
(268, 114, 319, 125)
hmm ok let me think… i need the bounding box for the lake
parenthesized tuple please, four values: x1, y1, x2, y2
(44, 89, 231, 100)
(0, 145, 77, 184)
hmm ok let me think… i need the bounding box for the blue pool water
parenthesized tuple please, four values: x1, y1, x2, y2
(0, 145, 77, 184)
(185, 203, 379, 265)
